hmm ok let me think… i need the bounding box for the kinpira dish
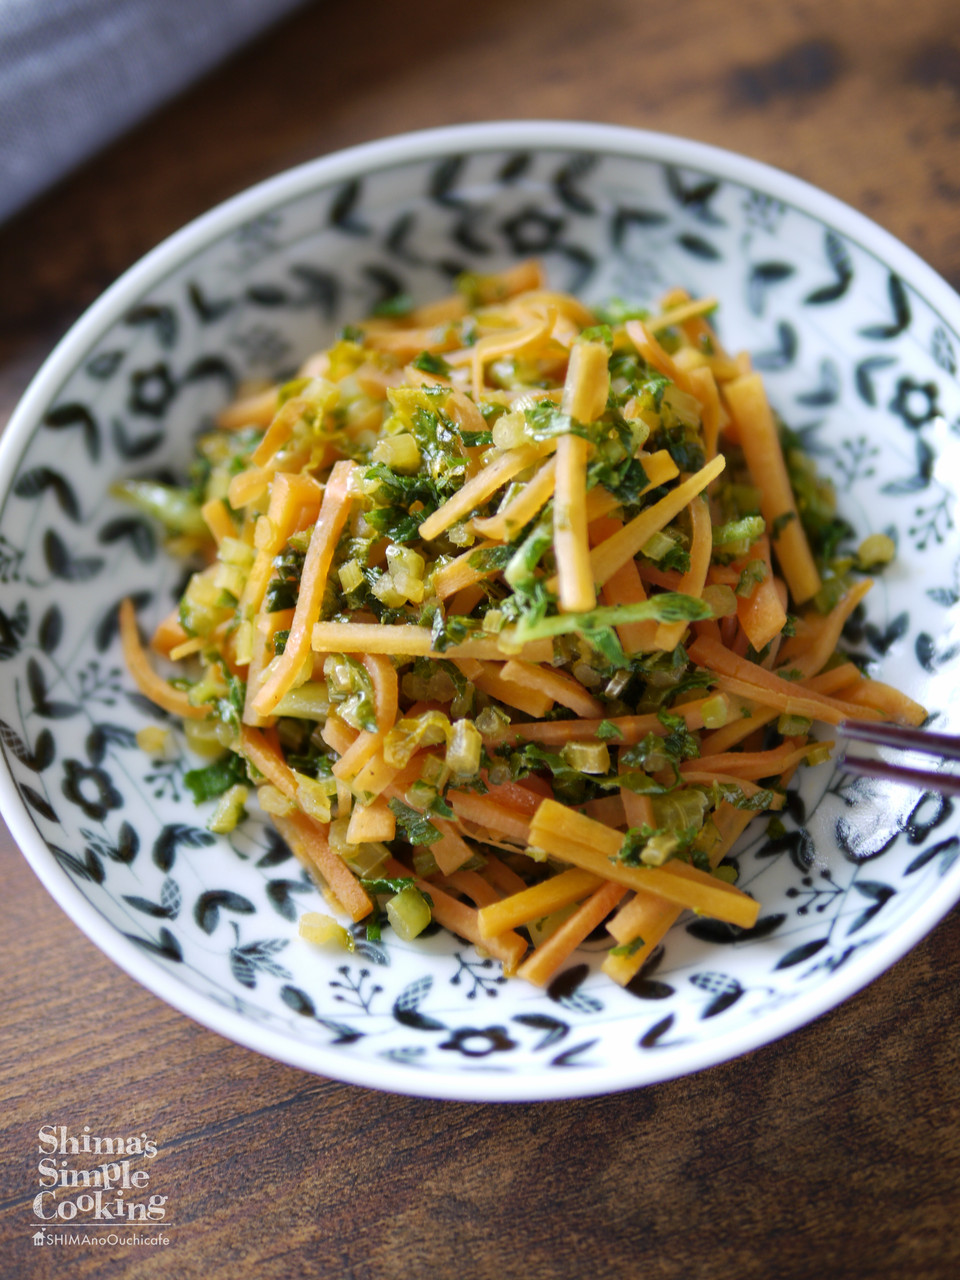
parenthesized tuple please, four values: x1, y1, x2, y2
(117, 260, 925, 989)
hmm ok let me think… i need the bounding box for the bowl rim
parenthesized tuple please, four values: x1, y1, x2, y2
(3, 119, 960, 1102)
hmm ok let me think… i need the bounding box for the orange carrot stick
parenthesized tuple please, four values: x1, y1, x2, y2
(119, 599, 207, 720)
(655, 491, 713, 651)
(724, 373, 821, 604)
(252, 461, 356, 716)
(517, 880, 627, 986)
(735, 534, 788, 653)
(273, 811, 372, 922)
(383, 858, 526, 972)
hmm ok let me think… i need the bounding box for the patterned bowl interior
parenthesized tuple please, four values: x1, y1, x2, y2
(2, 125, 960, 1101)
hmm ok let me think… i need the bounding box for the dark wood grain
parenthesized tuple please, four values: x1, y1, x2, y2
(3, 2, 960, 1276)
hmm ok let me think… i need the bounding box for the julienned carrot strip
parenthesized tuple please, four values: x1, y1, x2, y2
(625, 320, 699, 399)
(481, 854, 530, 898)
(357, 362, 406, 398)
(636, 563, 683, 591)
(352, 748, 406, 803)
(251, 461, 357, 716)
(454, 659, 554, 719)
(686, 365, 723, 462)
(321, 716, 409, 805)
(492, 696, 715, 747)
(217, 384, 277, 430)
(621, 788, 655, 832)
(331, 731, 379, 782)
(602, 803, 756, 985)
(655, 491, 713, 651)
(447, 792, 532, 846)
(345, 796, 395, 844)
(602, 896, 680, 986)
(687, 634, 883, 727)
(562, 337, 610, 422)
(362, 325, 460, 361)
(477, 868, 603, 937)
(442, 869, 502, 909)
(448, 314, 555, 402)
(383, 857, 527, 972)
(418, 441, 553, 543)
(679, 739, 828, 782)
(239, 471, 323, 619)
(201, 497, 237, 545)
(698, 663, 861, 755)
(735, 534, 788, 653)
(330, 653, 400, 781)
(698, 706, 778, 756)
(517, 880, 627, 987)
(310, 621, 552, 664)
(777, 578, 873, 676)
(516, 287, 596, 327)
(552, 340, 607, 613)
(620, 753, 656, 831)
(724, 373, 821, 605)
(636, 449, 681, 492)
(445, 584, 486, 616)
(585, 455, 726, 590)
(713, 673, 884, 728)
(596, 516, 659, 653)
(582, 795, 627, 827)
(317, 716, 355, 752)
(530, 801, 760, 928)
(273, 811, 372, 922)
(431, 883, 527, 973)
(645, 295, 719, 335)
(554, 433, 595, 612)
(472, 457, 556, 540)
(240, 724, 298, 797)
(500, 658, 604, 717)
(479, 774, 552, 816)
(168, 635, 207, 661)
(840, 679, 927, 727)
(476, 258, 546, 301)
(433, 540, 504, 599)
(251, 394, 305, 467)
(667, 773, 786, 807)
(243, 609, 294, 727)
(424, 822, 475, 875)
(151, 608, 190, 659)
(119, 599, 208, 720)
(227, 465, 271, 509)
(803, 661, 864, 695)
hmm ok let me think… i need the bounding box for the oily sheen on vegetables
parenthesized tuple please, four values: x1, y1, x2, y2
(117, 260, 926, 989)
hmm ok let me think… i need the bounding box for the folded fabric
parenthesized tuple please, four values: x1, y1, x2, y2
(0, 0, 308, 223)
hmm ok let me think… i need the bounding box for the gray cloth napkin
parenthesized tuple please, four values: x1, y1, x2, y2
(0, 0, 308, 223)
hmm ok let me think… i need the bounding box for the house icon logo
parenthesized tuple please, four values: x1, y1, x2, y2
(32, 1230, 45, 1246)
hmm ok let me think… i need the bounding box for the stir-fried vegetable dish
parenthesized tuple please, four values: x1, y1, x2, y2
(117, 259, 926, 988)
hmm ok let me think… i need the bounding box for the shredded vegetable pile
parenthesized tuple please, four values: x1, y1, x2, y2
(118, 259, 927, 989)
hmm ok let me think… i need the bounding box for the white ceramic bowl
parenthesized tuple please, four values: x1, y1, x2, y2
(3, 122, 960, 1101)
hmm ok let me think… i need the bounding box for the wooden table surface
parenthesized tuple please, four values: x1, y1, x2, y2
(2, 1, 960, 1276)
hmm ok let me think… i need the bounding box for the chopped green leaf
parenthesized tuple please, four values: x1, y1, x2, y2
(387, 798, 442, 845)
(412, 350, 451, 376)
(359, 876, 417, 896)
(184, 752, 248, 804)
(372, 293, 413, 318)
(609, 936, 645, 957)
